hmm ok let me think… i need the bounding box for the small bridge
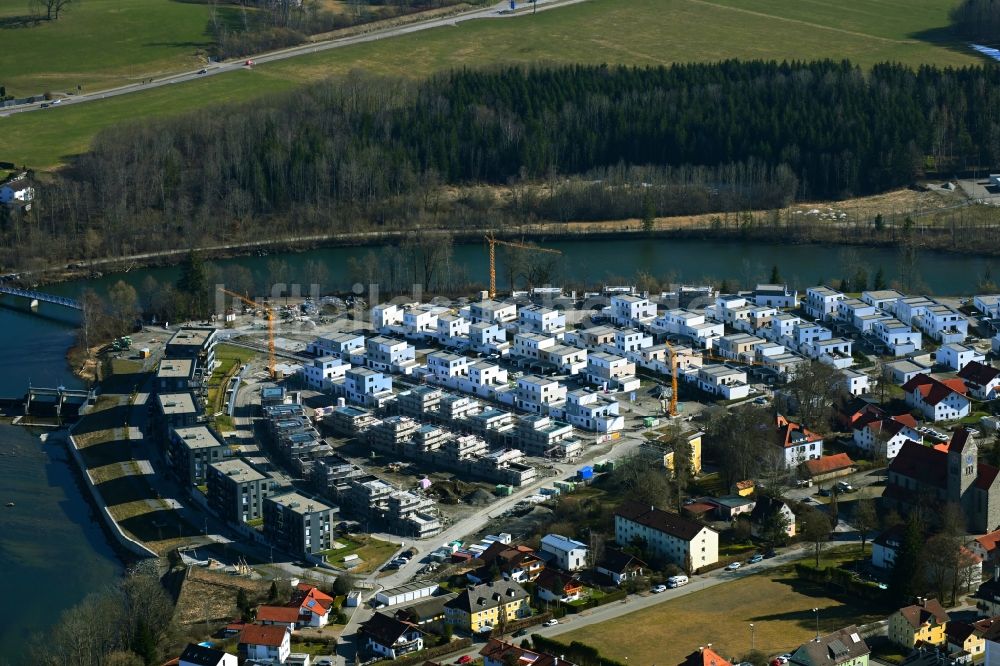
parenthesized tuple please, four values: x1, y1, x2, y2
(0, 285, 82, 310)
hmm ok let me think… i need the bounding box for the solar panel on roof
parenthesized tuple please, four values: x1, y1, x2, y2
(307, 600, 316, 608)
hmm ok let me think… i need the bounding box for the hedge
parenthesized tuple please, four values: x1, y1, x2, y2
(565, 589, 627, 614)
(794, 563, 886, 602)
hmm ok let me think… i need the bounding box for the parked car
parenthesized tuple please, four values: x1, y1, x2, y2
(198, 68, 208, 74)
(543, 618, 559, 627)
(748, 554, 764, 564)
(651, 584, 667, 593)
(513, 628, 528, 638)
(667, 575, 689, 588)
(726, 562, 742, 571)
(817, 487, 831, 497)
(456, 656, 474, 664)
(835, 481, 855, 493)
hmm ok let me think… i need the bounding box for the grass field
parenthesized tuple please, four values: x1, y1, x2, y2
(322, 534, 398, 574)
(206, 343, 252, 431)
(0, 0, 215, 97)
(1, 0, 981, 170)
(560, 547, 887, 665)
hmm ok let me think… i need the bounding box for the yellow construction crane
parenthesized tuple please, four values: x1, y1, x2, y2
(217, 287, 277, 378)
(663, 340, 680, 416)
(484, 233, 562, 298)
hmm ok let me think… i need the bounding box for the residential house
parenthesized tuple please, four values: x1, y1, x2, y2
(596, 549, 647, 586)
(344, 367, 393, 408)
(888, 598, 949, 649)
(479, 542, 545, 583)
(874, 319, 923, 356)
(679, 646, 732, 666)
(787, 626, 869, 666)
(970, 530, 1000, 570)
(808, 337, 854, 369)
(366, 336, 417, 374)
(752, 283, 798, 308)
(884, 358, 933, 385)
(257, 606, 301, 632)
(652, 309, 724, 350)
(444, 580, 531, 633)
(902, 375, 970, 422)
(716, 333, 765, 363)
(481, 639, 577, 666)
(359, 612, 425, 660)
(662, 430, 704, 475)
(239, 624, 291, 664)
(300, 356, 349, 391)
(776, 414, 823, 468)
(749, 496, 796, 539)
(0, 174, 35, 209)
(179, 644, 237, 666)
(540, 533, 588, 571)
(587, 352, 639, 392)
(614, 500, 719, 571)
(519, 305, 567, 337)
(852, 413, 920, 460)
(306, 332, 365, 358)
(513, 332, 556, 361)
(610, 294, 657, 327)
(695, 364, 750, 400)
(514, 375, 566, 414)
(805, 286, 845, 321)
(168, 425, 231, 487)
(293, 584, 335, 627)
(436, 314, 471, 347)
(469, 300, 518, 325)
(885, 430, 1000, 534)
(861, 289, 904, 310)
(534, 568, 583, 603)
(839, 369, 870, 396)
(394, 594, 455, 633)
(946, 620, 988, 660)
(958, 361, 1000, 401)
(469, 321, 509, 356)
(563, 389, 624, 433)
(917, 303, 968, 344)
(937, 344, 985, 372)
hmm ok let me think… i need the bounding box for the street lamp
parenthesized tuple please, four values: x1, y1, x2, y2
(749, 623, 755, 651)
(812, 608, 820, 640)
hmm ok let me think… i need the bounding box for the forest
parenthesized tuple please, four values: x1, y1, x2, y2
(6, 60, 1000, 271)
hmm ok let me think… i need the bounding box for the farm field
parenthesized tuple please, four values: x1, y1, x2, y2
(1, 0, 981, 170)
(559, 547, 887, 665)
(0, 0, 215, 97)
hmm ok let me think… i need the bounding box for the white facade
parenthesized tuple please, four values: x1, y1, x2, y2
(0, 179, 34, 206)
(242, 629, 291, 664)
(518, 305, 566, 337)
(808, 337, 854, 369)
(936, 343, 984, 371)
(366, 336, 416, 373)
(917, 303, 969, 344)
(695, 364, 750, 400)
(975, 294, 1000, 319)
(652, 309, 724, 349)
(614, 507, 719, 570)
(610, 294, 657, 327)
(563, 389, 624, 432)
(514, 375, 567, 413)
(513, 332, 556, 360)
(839, 368, 869, 396)
(300, 356, 349, 390)
(804, 286, 844, 321)
(469, 300, 517, 324)
(873, 318, 922, 356)
(427, 351, 469, 379)
(540, 533, 589, 571)
(853, 417, 920, 460)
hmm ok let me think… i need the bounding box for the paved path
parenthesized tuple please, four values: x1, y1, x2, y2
(0, 0, 592, 118)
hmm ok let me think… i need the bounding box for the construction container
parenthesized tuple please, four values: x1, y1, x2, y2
(495, 484, 513, 496)
(577, 466, 594, 481)
(540, 487, 560, 496)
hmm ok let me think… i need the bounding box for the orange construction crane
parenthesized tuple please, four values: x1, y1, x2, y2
(485, 232, 561, 298)
(663, 340, 680, 416)
(217, 287, 277, 378)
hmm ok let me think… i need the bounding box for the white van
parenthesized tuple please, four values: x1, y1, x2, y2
(667, 575, 689, 588)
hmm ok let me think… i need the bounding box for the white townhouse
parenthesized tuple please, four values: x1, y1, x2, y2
(614, 501, 719, 571)
(837, 298, 877, 329)
(300, 356, 349, 390)
(402, 304, 442, 339)
(861, 289, 904, 310)
(469, 322, 509, 356)
(518, 305, 566, 338)
(651, 309, 724, 350)
(936, 343, 985, 371)
(563, 388, 624, 433)
(587, 352, 639, 392)
(776, 414, 823, 468)
(890, 296, 935, 326)
(372, 303, 404, 332)
(694, 364, 750, 400)
(540, 533, 589, 571)
(839, 368, 870, 396)
(872, 318, 922, 356)
(344, 367, 393, 408)
(469, 299, 518, 325)
(306, 332, 365, 358)
(610, 294, 657, 327)
(808, 337, 854, 369)
(513, 332, 556, 360)
(426, 351, 469, 379)
(764, 312, 802, 342)
(789, 322, 832, 349)
(804, 286, 844, 321)
(543, 344, 588, 375)
(974, 294, 1000, 319)
(611, 328, 654, 354)
(916, 303, 968, 344)
(751, 283, 798, 309)
(365, 336, 417, 374)
(708, 294, 753, 327)
(436, 314, 471, 347)
(514, 375, 567, 413)
(716, 333, 765, 362)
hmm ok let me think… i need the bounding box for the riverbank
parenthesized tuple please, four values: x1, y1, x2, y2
(17, 185, 988, 288)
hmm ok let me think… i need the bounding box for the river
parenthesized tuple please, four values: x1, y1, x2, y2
(0, 235, 989, 659)
(38, 237, 996, 298)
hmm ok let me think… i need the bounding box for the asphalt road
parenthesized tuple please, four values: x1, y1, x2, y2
(0, 0, 591, 119)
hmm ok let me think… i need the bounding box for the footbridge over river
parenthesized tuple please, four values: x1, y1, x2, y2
(0, 285, 82, 310)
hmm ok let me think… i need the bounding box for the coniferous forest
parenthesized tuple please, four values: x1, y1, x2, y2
(8, 60, 1000, 269)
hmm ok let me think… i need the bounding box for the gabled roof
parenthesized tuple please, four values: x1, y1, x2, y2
(946, 620, 979, 645)
(776, 414, 823, 448)
(535, 568, 582, 593)
(445, 580, 529, 614)
(788, 626, 869, 666)
(896, 599, 949, 629)
(179, 643, 230, 666)
(297, 586, 334, 616)
(958, 361, 1000, 386)
(802, 453, 855, 477)
(480, 639, 576, 666)
(857, 414, 918, 436)
(239, 624, 288, 647)
(597, 548, 647, 574)
(888, 440, 947, 488)
(679, 647, 732, 666)
(615, 500, 712, 541)
(901, 374, 968, 406)
(975, 530, 1000, 555)
(256, 605, 301, 623)
(360, 612, 422, 646)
